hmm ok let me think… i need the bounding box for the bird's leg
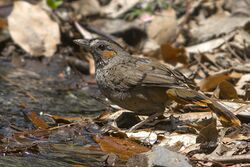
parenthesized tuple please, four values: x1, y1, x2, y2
(128, 112, 163, 132)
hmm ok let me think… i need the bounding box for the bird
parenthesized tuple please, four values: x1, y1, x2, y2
(74, 38, 240, 129)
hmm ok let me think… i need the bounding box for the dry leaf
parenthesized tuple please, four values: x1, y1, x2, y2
(214, 80, 238, 100)
(191, 13, 250, 42)
(147, 8, 177, 45)
(126, 131, 158, 145)
(161, 43, 188, 65)
(199, 72, 231, 92)
(196, 118, 218, 143)
(8, 1, 60, 57)
(160, 134, 197, 151)
(229, 72, 243, 79)
(94, 135, 149, 160)
(189, 117, 216, 132)
(186, 34, 233, 53)
(236, 74, 250, 91)
(24, 112, 49, 129)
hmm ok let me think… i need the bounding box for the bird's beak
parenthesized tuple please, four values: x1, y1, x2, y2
(73, 39, 91, 51)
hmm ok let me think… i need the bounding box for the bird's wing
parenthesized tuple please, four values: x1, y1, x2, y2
(135, 59, 195, 88)
(115, 58, 195, 90)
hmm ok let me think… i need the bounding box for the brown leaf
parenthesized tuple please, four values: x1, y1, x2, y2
(189, 118, 215, 132)
(94, 135, 149, 160)
(199, 72, 231, 92)
(214, 80, 238, 100)
(160, 43, 188, 65)
(196, 118, 218, 143)
(25, 112, 49, 129)
(49, 115, 83, 124)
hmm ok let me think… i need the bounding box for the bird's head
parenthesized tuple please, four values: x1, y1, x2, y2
(74, 38, 128, 67)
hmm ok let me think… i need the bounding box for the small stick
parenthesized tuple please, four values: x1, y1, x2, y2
(210, 154, 250, 164)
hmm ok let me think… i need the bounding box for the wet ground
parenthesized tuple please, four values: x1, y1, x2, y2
(0, 50, 112, 166)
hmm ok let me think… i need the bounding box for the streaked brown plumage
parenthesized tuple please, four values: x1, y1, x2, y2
(74, 38, 240, 127)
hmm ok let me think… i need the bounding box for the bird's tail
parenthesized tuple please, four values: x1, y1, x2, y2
(167, 88, 241, 127)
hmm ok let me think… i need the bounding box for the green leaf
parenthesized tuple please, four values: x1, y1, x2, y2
(47, 0, 63, 10)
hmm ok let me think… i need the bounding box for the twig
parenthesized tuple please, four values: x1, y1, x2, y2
(232, 66, 250, 73)
(225, 40, 244, 63)
(210, 154, 250, 164)
(74, 21, 93, 39)
(48, 122, 81, 131)
(194, 52, 210, 77)
(178, 0, 203, 26)
(190, 157, 226, 167)
(243, 39, 249, 60)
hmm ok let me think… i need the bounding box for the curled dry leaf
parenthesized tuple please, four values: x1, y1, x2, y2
(192, 118, 219, 143)
(198, 72, 231, 92)
(161, 43, 188, 65)
(24, 111, 49, 129)
(236, 74, 250, 96)
(196, 118, 218, 143)
(214, 80, 238, 100)
(8, 1, 60, 57)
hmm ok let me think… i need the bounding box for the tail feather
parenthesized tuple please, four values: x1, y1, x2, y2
(167, 88, 241, 127)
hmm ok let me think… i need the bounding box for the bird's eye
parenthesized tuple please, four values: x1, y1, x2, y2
(98, 44, 106, 51)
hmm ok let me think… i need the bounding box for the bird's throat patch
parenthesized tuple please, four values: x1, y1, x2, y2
(102, 50, 116, 59)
